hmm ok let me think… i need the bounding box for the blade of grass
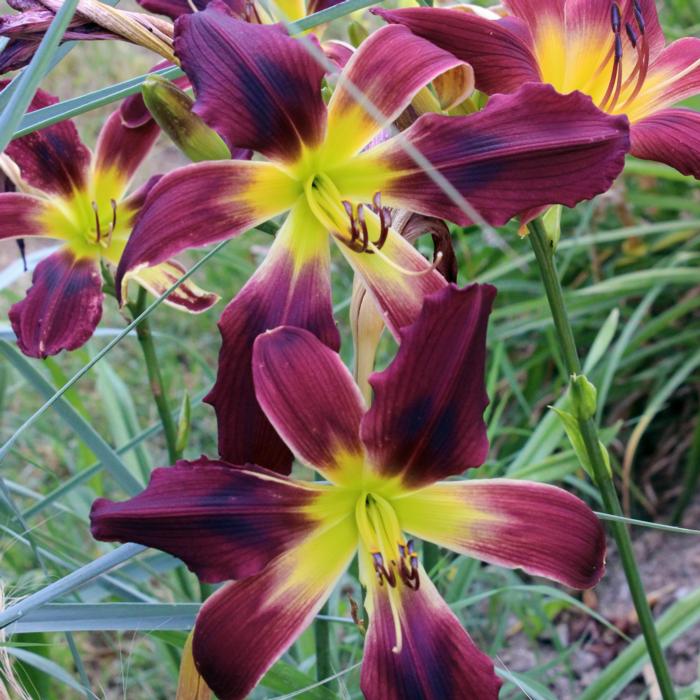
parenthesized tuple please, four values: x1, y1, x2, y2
(0, 342, 142, 495)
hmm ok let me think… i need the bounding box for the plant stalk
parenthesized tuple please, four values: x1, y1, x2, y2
(527, 217, 676, 700)
(128, 288, 180, 464)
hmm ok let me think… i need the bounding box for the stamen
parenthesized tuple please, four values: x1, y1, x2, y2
(610, 2, 621, 33)
(371, 551, 397, 587)
(16, 239, 27, 272)
(620, 0, 650, 110)
(356, 204, 369, 253)
(625, 22, 637, 48)
(366, 242, 444, 278)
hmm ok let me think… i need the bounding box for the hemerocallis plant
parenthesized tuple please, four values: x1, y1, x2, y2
(0, 88, 218, 359)
(376, 0, 700, 178)
(114, 5, 630, 473)
(90, 283, 606, 700)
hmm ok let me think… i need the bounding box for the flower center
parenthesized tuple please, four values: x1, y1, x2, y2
(303, 173, 392, 254)
(355, 492, 420, 591)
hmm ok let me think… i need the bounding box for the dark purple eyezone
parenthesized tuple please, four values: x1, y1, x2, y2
(340, 192, 392, 254)
(599, 0, 649, 112)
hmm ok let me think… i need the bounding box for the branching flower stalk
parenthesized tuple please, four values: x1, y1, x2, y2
(526, 216, 676, 700)
(127, 287, 181, 465)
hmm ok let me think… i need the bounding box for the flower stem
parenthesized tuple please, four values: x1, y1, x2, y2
(315, 600, 333, 687)
(128, 288, 180, 465)
(527, 217, 676, 700)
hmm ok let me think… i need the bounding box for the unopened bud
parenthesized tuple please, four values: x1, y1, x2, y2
(572, 373, 597, 421)
(176, 631, 212, 700)
(542, 204, 562, 251)
(142, 75, 231, 162)
(351, 277, 386, 403)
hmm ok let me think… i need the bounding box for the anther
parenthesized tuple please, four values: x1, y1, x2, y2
(610, 2, 621, 33)
(633, 2, 645, 34)
(625, 22, 638, 48)
(371, 551, 397, 587)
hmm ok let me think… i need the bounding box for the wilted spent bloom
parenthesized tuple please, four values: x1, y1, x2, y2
(376, 0, 700, 178)
(0, 0, 175, 73)
(0, 87, 218, 359)
(90, 283, 607, 700)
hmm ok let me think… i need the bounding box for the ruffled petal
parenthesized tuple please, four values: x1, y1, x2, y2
(324, 24, 471, 162)
(91, 108, 160, 200)
(9, 248, 103, 358)
(2, 83, 90, 196)
(630, 108, 700, 178)
(628, 37, 700, 122)
(205, 200, 339, 474)
(114, 160, 299, 302)
(192, 513, 357, 700)
(357, 83, 629, 227)
(361, 565, 501, 700)
(373, 7, 540, 94)
(0, 192, 51, 240)
(253, 327, 366, 484)
(90, 458, 327, 582)
(394, 478, 606, 589)
(131, 258, 220, 313)
(175, 5, 327, 162)
(360, 284, 494, 489)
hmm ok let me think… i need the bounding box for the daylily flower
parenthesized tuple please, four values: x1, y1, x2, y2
(90, 283, 607, 700)
(376, 0, 700, 178)
(0, 87, 218, 358)
(0, 0, 175, 73)
(114, 7, 629, 473)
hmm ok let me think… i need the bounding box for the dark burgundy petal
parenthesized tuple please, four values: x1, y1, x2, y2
(369, 83, 630, 227)
(396, 479, 607, 589)
(360, 283, 495, 488)
(90, 458, 323, 582)
(0, 192, 49, 240)
(361, 571, 501, 700)
(630, 109, 700, 179)
(205, 202, 339, 473)
(325, 24, 470, 160)
(2, 82, 91, 196)
(93, 108, 160, 195)
(373, 6, 540, 94)
(175, 5, 327, 162)
(9, 248, 103, 358)
(136, 0, 245, 20)
(114, 160, 298, 302)
(192, 515, 356, 700)
(253, 327, 365, 484)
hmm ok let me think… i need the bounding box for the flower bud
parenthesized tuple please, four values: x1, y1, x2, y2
(142, 75, 231, 162)
(542, 204, 562, 251)
(571, 373, 597, 421)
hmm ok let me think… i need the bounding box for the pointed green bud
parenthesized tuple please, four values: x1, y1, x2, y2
(571, 373, 597, 421)
(542, 204, 562, 251)
(142, 75, 231, 162)
(348, 20, 368, 47)
(175, 391, 192, 456)
(551, 406, 612, 480)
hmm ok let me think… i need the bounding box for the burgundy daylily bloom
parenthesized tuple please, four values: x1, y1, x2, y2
(376, 0, 700, 178)
(91, 283, 607, 700)
(114, 6, 629, 472)
(0, 86, 218, 358)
